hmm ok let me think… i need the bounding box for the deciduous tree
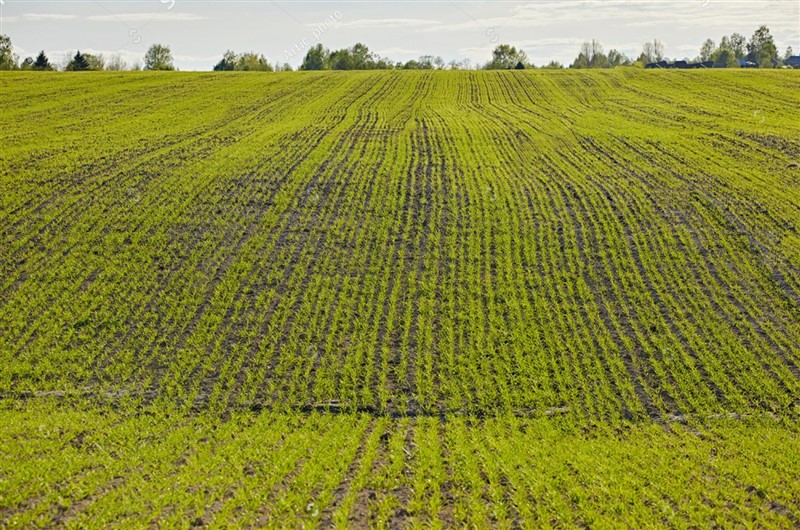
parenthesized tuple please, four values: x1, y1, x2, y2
(213, 50, 237, 71)
(485, 44, 529, 69)
(0, 34, 18, 70)
(700, 39, 716, 62)
(639, 39, 665, 64)
(300, 44, 329, 70)
(747, 25, 777, 67)
(144, 44, 175, 71)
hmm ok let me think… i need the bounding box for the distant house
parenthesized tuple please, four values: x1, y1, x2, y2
(787, 56, 800, 68)
(645, 60, 713, 69)
(738, 58, 758, 68)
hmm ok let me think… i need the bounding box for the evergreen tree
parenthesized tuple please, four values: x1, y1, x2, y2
(67, 51, 91, 71)
(33, 50, 53, 71)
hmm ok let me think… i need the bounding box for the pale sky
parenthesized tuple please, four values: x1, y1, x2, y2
(1, 1, 798, 70)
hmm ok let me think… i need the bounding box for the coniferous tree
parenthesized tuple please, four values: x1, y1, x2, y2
(67, 51, 91, 71)
(33, 51, 54, 71)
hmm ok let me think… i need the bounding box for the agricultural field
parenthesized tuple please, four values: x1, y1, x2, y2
(1, 69, 799, 527)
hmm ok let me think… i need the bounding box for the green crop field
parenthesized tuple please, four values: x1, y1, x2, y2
(1, 70, 799, 528)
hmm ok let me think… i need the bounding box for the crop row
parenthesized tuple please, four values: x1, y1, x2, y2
(1, 70, 798, 419)
(1, 402, 799, 528)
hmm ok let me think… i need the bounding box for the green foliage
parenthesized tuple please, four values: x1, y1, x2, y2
(571, 39, 611, 68)
(0, 34, 18, 70)
(700, 38, 716, 62)
(33, 50, 54, 71)
(236, 52, 273, 71)
(714, 47, 739, 68)
(331, 42, 392, 70)
(66, 51, 91, 71)
(542, 60, 564, 69)
(700, 29, 762, 68)
(730, 32, 747, 58)
(214, 50, 273, 71)
(144, 43, 175, 71)
(213, 50, 236, 71)
(299, 42, 392, 70)
(401, 55, 445, 70)
(709, 36, 737, 67)
(85, 53, 105, 71)
(64, 51, 104, 71)
(300, 43, 329, 70)
(607, 49, 630, 67)
(485, 44, 529, 69)
(747, 25, 778, 67)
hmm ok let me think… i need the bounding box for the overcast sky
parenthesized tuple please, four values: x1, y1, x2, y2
(1, 1, 798, 70)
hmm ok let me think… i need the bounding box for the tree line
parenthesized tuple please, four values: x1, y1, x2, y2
(0, 39, 176, 71)
(1, 25, 795, 72)
(568, 26, 794, 69)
